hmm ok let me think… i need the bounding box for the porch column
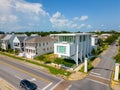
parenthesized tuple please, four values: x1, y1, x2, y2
(80, 35, 83, 62)
(75, 36, 79, 66)
(114, 63, 119, 81)
(84, 58, 88, 73)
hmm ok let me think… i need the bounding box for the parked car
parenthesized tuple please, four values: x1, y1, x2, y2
(20, 79, 37, 90)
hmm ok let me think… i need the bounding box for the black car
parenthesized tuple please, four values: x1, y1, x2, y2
(20, 79, 37, 90)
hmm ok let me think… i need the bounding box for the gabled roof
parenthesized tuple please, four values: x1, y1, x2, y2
(1, 34, 13, 40)
(0, 34, 6, 40)
(17, 36, 27, 42)
(14, 34, 27, 43)
(25, 36, 56, 43)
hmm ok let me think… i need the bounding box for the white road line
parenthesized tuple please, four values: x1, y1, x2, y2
(65, 85, 72, 90)
(90, 74, 110, 81)
(50, 79, 64, 90)
(86, 78, 109, 86)
(91, 72, 101, 76)
(30, 78, 36, 81)
(42, 82, 53, 90)
(14, 75, 22, 80)
(37, 87, 42, 90)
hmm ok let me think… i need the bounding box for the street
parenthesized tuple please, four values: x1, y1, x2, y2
(69, 44, 118, 90)
(0, 55, 62, 90)
(0, 44, 118, 90)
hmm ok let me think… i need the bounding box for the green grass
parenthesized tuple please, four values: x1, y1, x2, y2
(0, 52, 71, 76)
(79, 61, 94, 73)
(54, 58, 75, 67)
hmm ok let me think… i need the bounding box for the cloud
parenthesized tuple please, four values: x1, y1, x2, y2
(15, 1, 48, 16)
(0, 0, 92, 32)
(0, 15, 18, 24)
(100, 24, 104, 27)
(0, 0, 51, 32)
(73, 15, 88, 21)
(87, 25, 92, 29)
(50, 11, 74, 28)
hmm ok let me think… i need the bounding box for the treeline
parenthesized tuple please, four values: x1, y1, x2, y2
(104, 34, 120, 45)
(94, 30, 119, 35)
(10, 30, 70, 36)
(0, 31, 5, 34)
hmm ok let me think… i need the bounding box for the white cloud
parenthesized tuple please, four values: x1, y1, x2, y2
(0, 0, 92, 32)
(74, 15, 88, 21)
(50, 11, 74, 27)
(73, 17, 79, 21)
(100, 24, 104, 27)
(77, 24, 85, 29)
(80, 16, 88, 21)
(87, 25, 92, 29)
(15, 1, 48, 16)
(0, 15, 18, 24)
(0, 0, 51, 32)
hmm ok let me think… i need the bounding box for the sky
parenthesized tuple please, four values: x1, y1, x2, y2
(0, 0, 120, 32)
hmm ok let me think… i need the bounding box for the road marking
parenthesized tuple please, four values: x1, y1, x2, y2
(65, 85, 72, 90)
(37, 87, 42, 90)
(91, 72, 101, 76)
(89, 74, 110, 81)
(0, 60, 50, 83)
(86, 78, 109, 86)
(30, 78, 36, 81)
(14, 75, 22, 80)
(42, 82, 53, 90)
(50, 79, 64, 90)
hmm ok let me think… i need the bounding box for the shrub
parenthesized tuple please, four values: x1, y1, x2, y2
(34, 55, 45, 61)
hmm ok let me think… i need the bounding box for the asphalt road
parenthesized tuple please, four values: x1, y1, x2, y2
(0, 55, 62, 90)
(69, 44, 118, 90)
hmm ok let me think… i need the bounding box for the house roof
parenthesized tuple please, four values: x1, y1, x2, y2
(50, 33, 91, 36)
(14, 34, 27, 42)
(0, 34, 6, 40)
(1, 34, 13, 40)
(25, 36, 56, 43)
(17, 36, 27, 42)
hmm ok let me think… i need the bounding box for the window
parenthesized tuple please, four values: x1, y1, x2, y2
(79, 36, 82, 42)
(59, 36, 75, 43)
(39, 43, 41, 47)
(43, 43, 45, 46)
(46, 42, 48, 45)
(57, 46, 66, 54)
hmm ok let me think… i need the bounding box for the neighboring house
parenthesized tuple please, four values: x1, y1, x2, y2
(0, 34, 6, 45)
(98, 34, 111, 41)
(53, 33, 92, 66)
(1, 34, 15, 50)
(91, 35, 98, 49)
(13, 34, 27, 52)
(24, 36, 56, 59)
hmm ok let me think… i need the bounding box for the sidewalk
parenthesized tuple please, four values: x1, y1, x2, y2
(111, 80, 120, 90)
(0, 78, 16, 90)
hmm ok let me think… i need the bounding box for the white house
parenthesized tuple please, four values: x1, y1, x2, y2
(24, 36, 56, 59)
(53, 33, 92, 66)
(1, 34, 15, 50)
(13, 34, 27, 52)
